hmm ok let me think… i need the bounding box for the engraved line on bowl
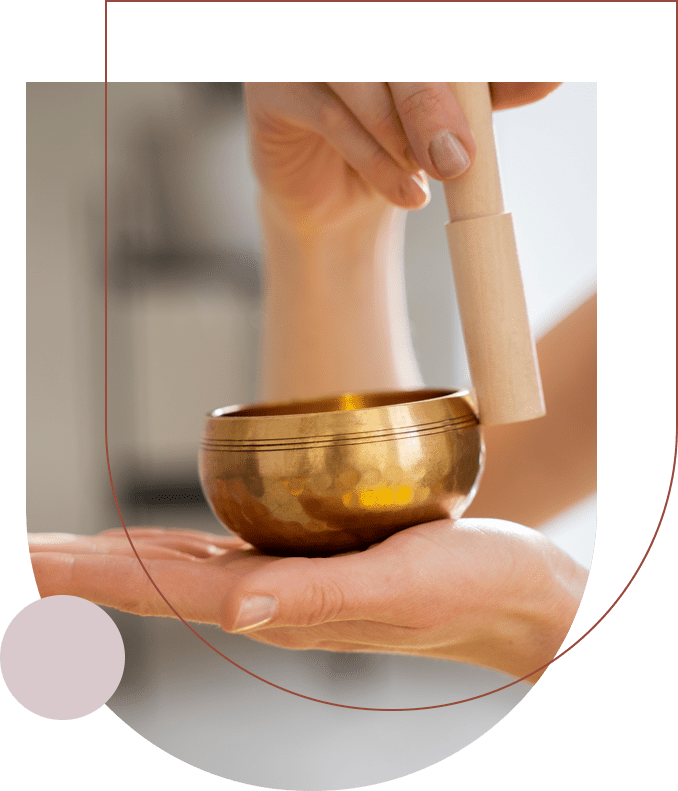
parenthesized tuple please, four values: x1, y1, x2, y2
(200, 423, 479, 453)
(200, 419, 478, 449)
(202, 416, 478, 445)
(202, 415, 478, 446)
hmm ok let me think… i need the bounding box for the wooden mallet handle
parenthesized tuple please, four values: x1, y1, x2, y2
(444, 82, 545, 425)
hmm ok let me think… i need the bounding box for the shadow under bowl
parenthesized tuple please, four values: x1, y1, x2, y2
(198, 388, 484, 557)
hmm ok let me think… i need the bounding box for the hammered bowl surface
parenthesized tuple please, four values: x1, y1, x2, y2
(199, 389, 484, 556)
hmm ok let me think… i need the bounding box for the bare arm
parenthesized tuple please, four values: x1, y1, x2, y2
(465, 293, 597, 526)
(259, 197, 596, 526)
(258, 198, 423, 401)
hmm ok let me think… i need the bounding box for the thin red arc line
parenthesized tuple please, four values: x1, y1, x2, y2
(103, 0, 676, 710)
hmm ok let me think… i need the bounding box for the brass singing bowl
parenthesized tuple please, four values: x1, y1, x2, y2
(198, 388, 484, 557)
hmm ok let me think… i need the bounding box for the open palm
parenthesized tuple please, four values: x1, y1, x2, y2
(29, 519, 585, 681)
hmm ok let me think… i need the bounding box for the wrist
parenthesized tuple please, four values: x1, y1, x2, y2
(257, 191, 424, 401)
(422, 534, 588, 683)
(486, 541, 588, 682)
(259, 190, 399, 278)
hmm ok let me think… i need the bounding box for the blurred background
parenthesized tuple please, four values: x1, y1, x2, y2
(26, 82, 596, 790)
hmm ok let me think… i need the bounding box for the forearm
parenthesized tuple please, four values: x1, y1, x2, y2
(257, 196, 424, 402)
(465, 293, 597, 526)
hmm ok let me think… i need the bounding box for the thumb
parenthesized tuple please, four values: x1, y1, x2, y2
(219, 553, 394, 633)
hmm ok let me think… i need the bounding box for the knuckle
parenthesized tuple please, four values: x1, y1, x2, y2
(118, 561, 168, 617)
(357, 146, 403, 200)
(399, 85, 445, 119)
(303, 577, 345, 626)
(362, 143, 392, 176)
(372, 104, 401, 139)
(315, 96, 347, 132)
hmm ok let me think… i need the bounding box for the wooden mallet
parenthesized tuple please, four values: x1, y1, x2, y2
(444, 82, 546, 426)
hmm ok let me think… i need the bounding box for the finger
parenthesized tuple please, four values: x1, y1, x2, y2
(300, 83, 430, 209)
(30, 551, 240, 625)
(29, 534, 209, 562)
(133, 536, 227, 558)
(490, 82, 562, 111)
(219, 544, 415, 634)
(28, 533, 81, 547)
(327, 82, 419, 172)
(100, 533, 232, 559)
(388, 82, 475, 181)
(98, 527, 252, 550)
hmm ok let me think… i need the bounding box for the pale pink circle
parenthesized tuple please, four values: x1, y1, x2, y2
(1, 595, 125, 719)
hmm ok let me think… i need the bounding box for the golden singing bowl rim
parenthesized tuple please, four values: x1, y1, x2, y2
(202, 388, 478, 448)
(198, 388, 484, 555)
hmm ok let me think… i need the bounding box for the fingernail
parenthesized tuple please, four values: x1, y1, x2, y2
(410, 170, 430, 208)
(232, 594, 278, 631)
(428, 130, 471, 179)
